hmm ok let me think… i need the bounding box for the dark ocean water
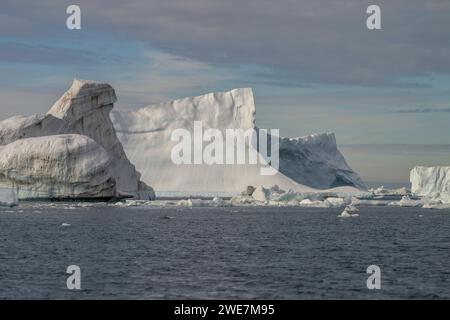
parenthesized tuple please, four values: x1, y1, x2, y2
(0, 205, 449, 299)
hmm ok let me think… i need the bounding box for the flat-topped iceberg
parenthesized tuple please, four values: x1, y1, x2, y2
(111, 88, 365, 195)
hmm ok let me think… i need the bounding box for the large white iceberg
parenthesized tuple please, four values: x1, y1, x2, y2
(0, 134, 116, 199)
(111, 88, 366, 194)
(410, 166, 450, 204)
(0, 79, 154, 200)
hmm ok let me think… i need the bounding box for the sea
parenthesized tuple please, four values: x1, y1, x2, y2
(0, 204, 449, 299)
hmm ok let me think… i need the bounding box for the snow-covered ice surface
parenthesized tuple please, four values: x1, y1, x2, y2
(111, 88, 365, 195)
(0, 79, 154, 200)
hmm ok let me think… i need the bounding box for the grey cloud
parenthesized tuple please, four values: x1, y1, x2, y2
(0, 42, 125, 66)
(1, 0, 450, 86)
(392, 107, 450, 114)
(0, 43, 93, 66)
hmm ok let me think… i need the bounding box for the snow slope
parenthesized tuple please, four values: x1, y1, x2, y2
(0, 135, 116, 199)
(411, 166, 450, 203)
(111, 88, 365, 194)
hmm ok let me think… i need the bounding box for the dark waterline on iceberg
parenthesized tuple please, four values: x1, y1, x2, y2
(0, 205, 449, 299)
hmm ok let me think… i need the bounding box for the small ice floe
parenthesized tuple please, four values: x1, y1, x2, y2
(61, 223, 71, 227)
(345, 204, 359, 213)
(388, 195, 422, 207)
(339, 205, 359, 218)
(177, 199, 203, 207)
(212, 196, 230, 207)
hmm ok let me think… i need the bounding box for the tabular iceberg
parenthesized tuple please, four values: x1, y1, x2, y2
(0, 79, 154, 200)
(411, 166, 450, 203)
(111, 88, 365, 194)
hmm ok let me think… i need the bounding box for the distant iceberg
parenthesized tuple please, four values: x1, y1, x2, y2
(411, 166, 450, 204)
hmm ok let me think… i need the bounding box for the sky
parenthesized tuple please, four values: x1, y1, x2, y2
(1, 0, 450, 184)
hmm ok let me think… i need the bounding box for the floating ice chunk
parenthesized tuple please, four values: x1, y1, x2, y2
(252, 186, 270, 202)
(388, 195, 422, 207)
(339, 210, 351, 217)
(230, 194, 256, 206)
(324, 197, 347, 208)
(422, 202, 450, 209)
(369, 186, 409, 196)
(177, 199, 208, 207)
(345, 204, 359, 213)
(298, 199, 329, 208)
(350, 197, 389, 206)
(339, 205, 359, 217)
(211, 196, 230, 207)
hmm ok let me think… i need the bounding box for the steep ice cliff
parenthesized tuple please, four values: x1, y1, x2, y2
(279, 133, 366, 190)
(0, 79, 154, 199)
(111, 88, 301, 193)
(411, 166, 450, 203)
(0, 135, 116, 199)
(47, 79, 152, 197)
(111, 88, 365, 194)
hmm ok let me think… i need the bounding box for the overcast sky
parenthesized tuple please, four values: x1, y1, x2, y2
(1, 0, 450, 183)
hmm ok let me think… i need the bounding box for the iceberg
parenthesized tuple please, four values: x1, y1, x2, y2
(410, 166, 450, 204)
(0, 135, 116, 199)
(339, 209, 359, 218)
(111, 88, 365, 195)
(0, 79, 154, 200)
(279, 134, 366, 190)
